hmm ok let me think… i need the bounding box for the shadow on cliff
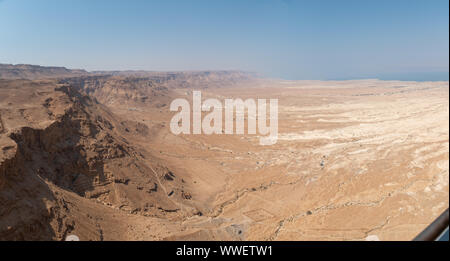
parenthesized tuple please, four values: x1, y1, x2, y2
(0, 91, 106, 240)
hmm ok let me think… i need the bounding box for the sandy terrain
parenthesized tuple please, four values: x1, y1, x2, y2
(0, 66, 448, 241)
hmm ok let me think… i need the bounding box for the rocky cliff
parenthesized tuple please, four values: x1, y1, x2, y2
(0, 79, 190, 240)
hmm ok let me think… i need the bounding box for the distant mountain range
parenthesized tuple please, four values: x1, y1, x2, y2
(0, 63, 257, 83)
(0, 63, 88, 80)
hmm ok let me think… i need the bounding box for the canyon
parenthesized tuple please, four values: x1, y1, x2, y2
(0, 64, 448, 240)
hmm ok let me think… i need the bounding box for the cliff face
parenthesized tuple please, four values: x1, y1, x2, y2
(58, 75, 172, 107)
(0, 134, 55, 240)
(58, 71, 256, 107)
(0, 64, 88, 80)
(0, 80, 188, 240)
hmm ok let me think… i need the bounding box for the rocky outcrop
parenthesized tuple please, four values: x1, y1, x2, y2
(0, 83, 183, 240)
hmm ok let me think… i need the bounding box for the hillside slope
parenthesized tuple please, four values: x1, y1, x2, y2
(0, 79, 197, 240)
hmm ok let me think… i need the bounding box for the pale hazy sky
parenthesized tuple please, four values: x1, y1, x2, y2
(0, 0, 448, 80)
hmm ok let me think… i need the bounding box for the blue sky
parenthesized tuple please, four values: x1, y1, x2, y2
(0, 0, 448, 80)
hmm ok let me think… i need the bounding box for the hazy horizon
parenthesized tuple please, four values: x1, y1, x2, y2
(1, 0, 448, 80)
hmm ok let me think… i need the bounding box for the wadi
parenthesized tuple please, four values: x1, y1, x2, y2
(0, 64, 448, 241)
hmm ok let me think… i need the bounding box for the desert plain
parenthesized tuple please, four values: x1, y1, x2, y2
(0, 64, 448, 241)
